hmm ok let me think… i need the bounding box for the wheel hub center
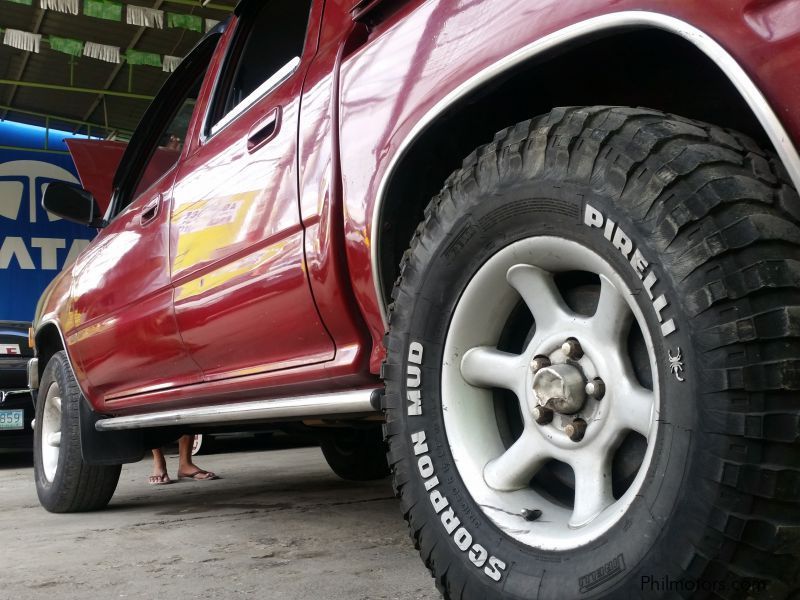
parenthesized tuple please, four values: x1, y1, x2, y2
(531, 363, 586, 415)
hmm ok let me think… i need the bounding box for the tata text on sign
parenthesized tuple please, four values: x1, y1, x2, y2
(0, 126, 95, 321)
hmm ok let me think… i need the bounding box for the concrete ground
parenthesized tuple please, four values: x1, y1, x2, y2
(0, 443, 440, 600)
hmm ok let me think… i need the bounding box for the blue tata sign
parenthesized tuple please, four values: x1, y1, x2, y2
(0, 121, 97, 322)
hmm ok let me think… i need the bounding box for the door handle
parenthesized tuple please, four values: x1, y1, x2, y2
(247, 107, 281, 153)
(139, 197, 161, 226)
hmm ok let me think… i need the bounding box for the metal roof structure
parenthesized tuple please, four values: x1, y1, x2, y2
(0, 0, 235, 141)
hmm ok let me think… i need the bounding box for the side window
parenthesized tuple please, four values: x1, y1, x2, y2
(131, 73, 205, 200)
(110, 31, 222, 217)
(208, 0, 313, 134)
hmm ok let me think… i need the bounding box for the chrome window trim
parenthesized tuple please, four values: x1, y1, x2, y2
(369, 10, 800, 327)
(206, 56, 300, 139)
(94, 388, 379, 430)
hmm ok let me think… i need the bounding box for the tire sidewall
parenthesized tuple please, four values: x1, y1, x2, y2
(389, 180, 714, 598)
(34, 352, 83, 512)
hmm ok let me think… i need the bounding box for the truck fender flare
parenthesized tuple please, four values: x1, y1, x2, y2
(368, 10, 800, 326)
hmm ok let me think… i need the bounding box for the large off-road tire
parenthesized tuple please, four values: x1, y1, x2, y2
(320, 426, 390, 481)
(34, 351, 121, 512)
(383, 106, 800, 599)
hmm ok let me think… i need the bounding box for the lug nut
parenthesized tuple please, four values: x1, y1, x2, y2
(585, 378, 605, 400)
(532, 406, 554, 425)
(561, 338, 584, 360)
(565, 418, 587, 442)
(530, 355, 551, 374)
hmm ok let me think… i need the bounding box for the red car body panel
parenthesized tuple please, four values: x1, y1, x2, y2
(66, 139, 182, 213)
(64, 139, 124, 212)
(37, 0, 800, 414)
(168, 2, 335, 383)
(335, 0, 800, 372)
(69, 168, 204, 405)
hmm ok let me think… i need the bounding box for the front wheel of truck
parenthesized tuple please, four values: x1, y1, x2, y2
(383, 107, 800, 598)
(34, 351, 121, 512)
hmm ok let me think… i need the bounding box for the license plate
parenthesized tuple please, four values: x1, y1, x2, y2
(0, 409, 24, 430)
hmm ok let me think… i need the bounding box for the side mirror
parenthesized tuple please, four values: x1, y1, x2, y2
(42, 182, 106, 228)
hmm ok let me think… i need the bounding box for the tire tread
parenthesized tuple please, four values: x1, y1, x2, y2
(383, 106, 800, 598)
(35, 351, 120, 513)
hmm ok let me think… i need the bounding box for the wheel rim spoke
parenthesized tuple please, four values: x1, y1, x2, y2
(592, 275, 633, 341)
(570, 451, 615, 527)
(40, 383, 62, 483)
(616, 382, 656, 437)
(506, 264, 570, 330)
(484, 430, 550, 491)
(461, 346, 522, 392)
(441, 236, 662, 550)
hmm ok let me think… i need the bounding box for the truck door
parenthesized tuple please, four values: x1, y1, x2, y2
(68, 36, 221, 403)
(169, 0, 334, 380)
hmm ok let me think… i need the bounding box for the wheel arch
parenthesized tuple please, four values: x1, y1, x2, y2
(34, 320, 152, 465)
(371, 11, 800, 324)
(35, 322, 65, 373)
(34, 321, 70, 401)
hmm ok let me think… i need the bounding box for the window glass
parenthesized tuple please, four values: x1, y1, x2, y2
(211, 0, 312, 128)
(131, 75, 204, 200)
(111, 32, 221, 216)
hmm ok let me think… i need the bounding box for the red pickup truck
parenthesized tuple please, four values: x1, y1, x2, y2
(29, 0, 800, 597)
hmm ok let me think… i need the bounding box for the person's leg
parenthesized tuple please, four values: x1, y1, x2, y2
(177, 435, 218, 480)
(149, 448, 172, 484)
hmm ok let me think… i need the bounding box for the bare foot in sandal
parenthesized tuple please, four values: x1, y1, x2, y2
(150, 435, 219, 486)
(177, 468, 218, 481)
(176, 435, 218, 480)
(148, 472, 173, 485)
(149, 448, 173, 485)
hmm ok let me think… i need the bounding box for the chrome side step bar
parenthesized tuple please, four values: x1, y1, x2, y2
(95, 389, 380, 431)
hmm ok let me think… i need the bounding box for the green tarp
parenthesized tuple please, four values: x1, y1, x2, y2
(48, 35, 84, 57)
(125, 49, 162, 67)
(167, 12, 202, 32)
(83, 0, 122, 21)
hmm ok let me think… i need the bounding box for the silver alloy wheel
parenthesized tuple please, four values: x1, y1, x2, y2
(41, 381, 63, 483)
(441, 236, 660, 551)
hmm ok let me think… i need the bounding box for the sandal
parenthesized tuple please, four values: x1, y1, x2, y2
(178, 469, 219, 481)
